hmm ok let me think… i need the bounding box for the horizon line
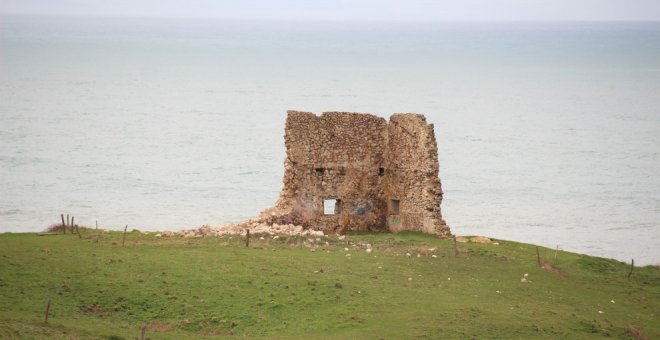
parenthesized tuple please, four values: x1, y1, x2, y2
(2, 12, 659, 24)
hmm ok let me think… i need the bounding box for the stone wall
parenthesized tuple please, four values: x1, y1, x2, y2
(385, 114, 447, 235)
(263, 110, 450, 237)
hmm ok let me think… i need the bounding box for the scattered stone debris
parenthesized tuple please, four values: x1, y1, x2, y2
(163, 221, 325, 238)
(470, 236, 493, 244)
(520, 273, 530, 283)
(456, 236, 497, 244)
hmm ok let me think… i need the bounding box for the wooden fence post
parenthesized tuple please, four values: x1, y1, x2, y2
(245, 229, 250, 248)
(95, 220, 99, 243)
(122, 225, 128, 247)
(453, 235, 458, 256)
(44, 298, 51, 324)
(61, 214, 66, 234)
(72, 216, 81, 239)
(536, 246, 542, 267)
(628, 259, 635, 279)
(140, 324, 147, 340)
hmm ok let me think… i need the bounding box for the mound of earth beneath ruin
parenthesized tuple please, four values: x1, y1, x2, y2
(161, 223, 497, 246)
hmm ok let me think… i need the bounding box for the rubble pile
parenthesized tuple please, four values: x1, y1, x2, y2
(162, 221, 324, 238)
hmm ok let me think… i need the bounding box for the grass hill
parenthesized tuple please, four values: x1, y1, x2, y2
(0, 230, 658, 339)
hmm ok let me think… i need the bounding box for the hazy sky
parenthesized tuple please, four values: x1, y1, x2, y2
(0, 0, 659, 21)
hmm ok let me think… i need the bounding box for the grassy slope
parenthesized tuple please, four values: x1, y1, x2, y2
(0, 230, 657, 339)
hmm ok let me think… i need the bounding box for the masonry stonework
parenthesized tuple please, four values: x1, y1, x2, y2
(261, 110, 450, 237)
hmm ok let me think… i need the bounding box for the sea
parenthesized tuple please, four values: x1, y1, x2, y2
(1, 15, 659, 265)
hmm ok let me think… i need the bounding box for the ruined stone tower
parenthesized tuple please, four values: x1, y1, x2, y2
(262, 110, 450, 237)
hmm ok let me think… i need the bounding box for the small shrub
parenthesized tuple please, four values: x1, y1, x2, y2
(44, 223, 65, 233)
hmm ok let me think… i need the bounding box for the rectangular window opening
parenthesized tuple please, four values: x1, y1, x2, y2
(315, 168, 325, 177)
(390, 199, 400, 215)
(323, 198, 340, 215)
(378, 167, 385, 176)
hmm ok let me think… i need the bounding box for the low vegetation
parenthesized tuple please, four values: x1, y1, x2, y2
(0, 229, 658, 339)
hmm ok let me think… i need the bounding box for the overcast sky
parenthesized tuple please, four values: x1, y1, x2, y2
(1, 0, 659, 21)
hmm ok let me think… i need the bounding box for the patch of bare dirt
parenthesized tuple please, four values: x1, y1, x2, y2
(624, 325, 649, 340)
(79, 303, 104, 314)
(542, 262, 568, 280)
(147, 322, 173, 332)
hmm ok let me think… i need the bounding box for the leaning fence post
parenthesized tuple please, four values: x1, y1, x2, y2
(122, 225, 128, 247)
(72, 216, 81, 239)
(44, 298, 51, 324)
(61, 214, 66, 234)
(628, 259, 635, 279)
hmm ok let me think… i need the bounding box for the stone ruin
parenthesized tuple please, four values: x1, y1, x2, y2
(256, 110, 451, 237)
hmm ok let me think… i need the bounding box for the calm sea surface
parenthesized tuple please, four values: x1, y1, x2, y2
(1, 16, 659, 264)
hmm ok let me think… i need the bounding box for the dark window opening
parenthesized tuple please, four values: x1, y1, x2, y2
(315, 168, 325, 177)
(323, 198, 340, 215)
(390, 199, 400, 215)
(378, 167, 385, 176)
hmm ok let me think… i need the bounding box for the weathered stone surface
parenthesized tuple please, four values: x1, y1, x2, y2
(259, 110, 450, 237)
(470, 236, 493, 244)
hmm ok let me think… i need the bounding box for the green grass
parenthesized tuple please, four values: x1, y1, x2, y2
(0, 230, 658, 339)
